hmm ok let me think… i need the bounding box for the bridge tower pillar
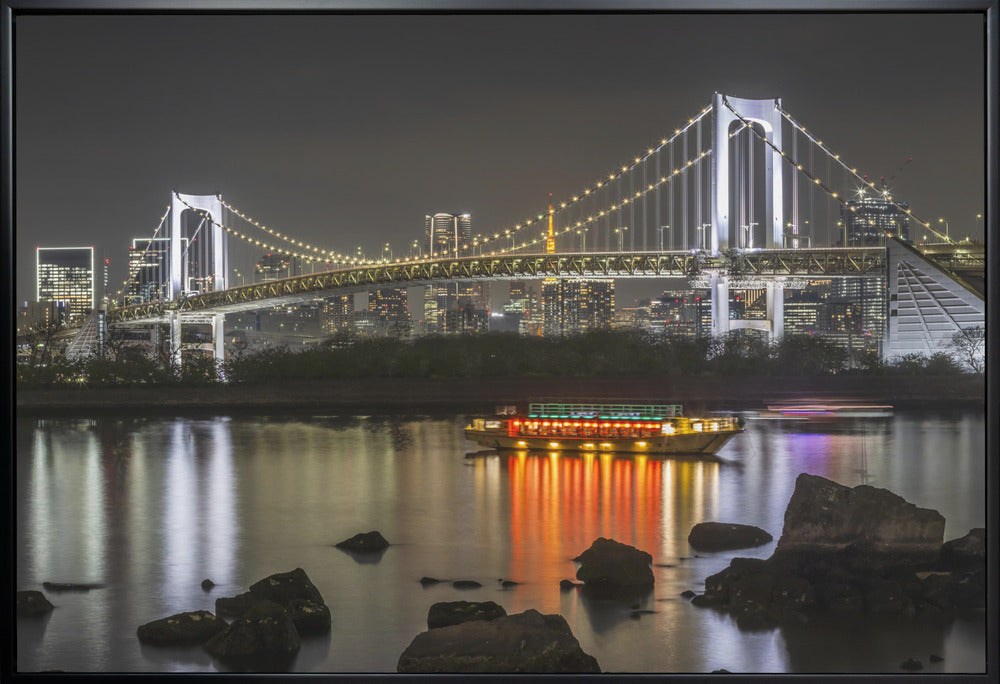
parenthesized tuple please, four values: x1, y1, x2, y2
(169, 192, 228, 301)
(711, 93, 783, 254)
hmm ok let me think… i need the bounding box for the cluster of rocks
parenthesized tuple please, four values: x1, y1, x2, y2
(136, 567, 331, 671)
(397, 602, 600, 673)
(686, 474, 986, 630)
(397, 536, 658, 672)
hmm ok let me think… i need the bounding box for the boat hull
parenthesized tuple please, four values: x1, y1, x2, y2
(464, 428, 742, 456)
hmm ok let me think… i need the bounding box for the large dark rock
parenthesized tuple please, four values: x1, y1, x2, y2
(689, 474, 983, 629)
(688, 522, 773, 551)
(427, 601, 506, 629)
(776, 474, 944, 561)
(216, 592, 255, 618)
(397, 609, 600, 673)
(17, 590, 55, 617)
(41, 582, 104, 592)
(137, 610, 227, 646)
(247, 567, 324, 605)
(215, 568, 331, 635)
(939, 528, 985, 569)
(335, 531, 390, 552)
(574, 537, 654, 596)
(204, 600, 300, 671)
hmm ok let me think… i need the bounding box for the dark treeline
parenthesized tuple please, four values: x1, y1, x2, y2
(17, 330, 976, 388)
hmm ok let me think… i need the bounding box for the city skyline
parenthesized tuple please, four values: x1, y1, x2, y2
(14, 11, 986, 305)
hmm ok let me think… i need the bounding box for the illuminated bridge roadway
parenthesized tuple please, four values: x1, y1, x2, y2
(107, 247, 886, 324)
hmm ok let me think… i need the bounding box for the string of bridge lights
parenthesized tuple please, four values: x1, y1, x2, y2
(113, 205, 171, 307)
(216, 120, 724, 265)
(218, 198, 374, 265)
(173, 195, 338, 268)
(463, 106, 714, 251)
(723, 99, 947, 243)
(774, 103, 946, 242)
(472, 149, 715, 254)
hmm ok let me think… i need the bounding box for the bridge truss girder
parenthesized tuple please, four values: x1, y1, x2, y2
(106, 248, 888, 325)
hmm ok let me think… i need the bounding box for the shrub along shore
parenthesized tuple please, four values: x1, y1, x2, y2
(17, 331, 984, 414)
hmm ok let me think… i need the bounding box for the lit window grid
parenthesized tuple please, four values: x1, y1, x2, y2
(36, 247, 94, 322)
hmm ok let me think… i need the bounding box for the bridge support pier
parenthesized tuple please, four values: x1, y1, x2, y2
(766, 281, 784, 343)
(169, 311, 182, 371)
(710, 273, 730, 337)
(213, 313, 226, 381)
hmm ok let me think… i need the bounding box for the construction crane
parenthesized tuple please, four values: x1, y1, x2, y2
(864, 156, 912, 197)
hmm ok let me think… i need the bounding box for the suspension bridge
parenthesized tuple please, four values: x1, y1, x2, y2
(66, 93, 983, 368)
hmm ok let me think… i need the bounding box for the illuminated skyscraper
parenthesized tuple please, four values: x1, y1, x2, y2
(36, 246, 95, 323)
(839, 191, 910, 246)
(127, 237, 184, 304)
(368, 287, 411, 336)
(541, 278, 614, 336)
(322, 294, 355, 335)
(425, 212, 472, 258)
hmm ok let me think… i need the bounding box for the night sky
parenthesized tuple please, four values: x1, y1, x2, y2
(14, 11, 985, 305)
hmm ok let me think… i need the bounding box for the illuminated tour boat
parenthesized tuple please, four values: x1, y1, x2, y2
(465, 401, 744, 456)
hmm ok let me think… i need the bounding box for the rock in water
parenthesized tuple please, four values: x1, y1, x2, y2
(397, 609, 600, 673)
(247, 567, 324, 605)
(900, 658, 923, 671)
(137, 610, 227, 646)
(17, 590, 55, 617)
(201, 579, 215, 591)
(427, 601, 506, 629)
(940, 528, 985, 569)
(334, 531, 390, 552)
(688, 522, 773, 551)
(776, 473, 944, 562)
(204, 600, 300, 671)
(215, 568, 331, 635)
(574, 537, 654, 596)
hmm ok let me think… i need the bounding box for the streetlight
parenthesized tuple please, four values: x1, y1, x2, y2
(699, 223, 712, 250)
(658, 225, 669, 251)
(615, 226, 628, 251)
(739, 222, 758, 249)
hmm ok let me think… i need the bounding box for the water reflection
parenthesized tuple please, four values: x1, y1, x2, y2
(506, 451, 721, 580)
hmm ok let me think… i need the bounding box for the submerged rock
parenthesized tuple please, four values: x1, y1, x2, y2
(41, 582, 104, 592)
(334, 531, 390, 552)
(452, 580, 482, 589)
(900, 658, 923, 671)
(419, 577, 443, 586)
(559, 579, 581, 591)
(574, 537, 654, 597)
(201, 579, 215, 591)
(17, 590, 55, 617)
(204, 600, 300, 671)
(427, 601, 506, 629)
(397, 609, 600, 673)
(137, 610, 227, 646)
(688, 522, 773, 551)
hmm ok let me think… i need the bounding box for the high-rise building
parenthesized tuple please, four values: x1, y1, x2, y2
(36, 246, 95, 323)
(425, 212, 472, 259)
(541, 278, 614, 336)
(368, 287, 411, 336)
(503, 281, 541, 335)
(322, 294, 355, 335)
(127, 237, 183, 304)
(839, 191, 910, 246)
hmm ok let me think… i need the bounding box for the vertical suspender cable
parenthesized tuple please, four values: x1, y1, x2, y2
(682, 127, 688, 249)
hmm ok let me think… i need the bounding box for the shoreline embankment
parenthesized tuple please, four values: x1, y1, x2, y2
(16, 374, 985, 417)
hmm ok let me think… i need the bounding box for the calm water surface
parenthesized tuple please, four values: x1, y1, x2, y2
(16, 410, 986, 673)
